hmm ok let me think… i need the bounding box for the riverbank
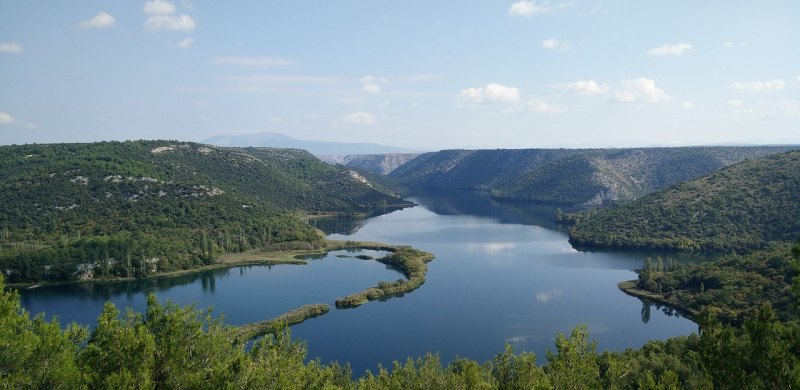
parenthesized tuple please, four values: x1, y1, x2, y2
(6, 240, 424, 289)
(618, 280, 699, 320)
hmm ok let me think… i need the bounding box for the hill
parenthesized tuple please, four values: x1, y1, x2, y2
(0, 141, 411, 283)
(568, 150, 800, 252)
(202, 132, 419, 156)
(390, 146, 797, 206)
(318, 153, 420, 174)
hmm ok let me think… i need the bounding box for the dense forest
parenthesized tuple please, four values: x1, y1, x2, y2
(389, 146, 796, 206)
(569, 150, 800, 252)
(0, 141, 411, 284)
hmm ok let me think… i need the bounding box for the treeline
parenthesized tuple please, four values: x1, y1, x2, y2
(3, 273, 799, 389)
(0, 141, 410, 284)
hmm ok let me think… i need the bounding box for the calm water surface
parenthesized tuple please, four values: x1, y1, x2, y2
(18, 192, 698, 375)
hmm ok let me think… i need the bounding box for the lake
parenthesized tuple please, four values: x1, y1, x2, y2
(17, 191, 699, 375)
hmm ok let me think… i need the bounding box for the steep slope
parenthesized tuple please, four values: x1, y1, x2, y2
(0, 141, 411, 283)
(318, 153, 420, 174)
(569, 150, 800, 252)
(391, 146, 796, 206)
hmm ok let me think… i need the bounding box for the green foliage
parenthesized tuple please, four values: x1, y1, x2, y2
(570, 151, 800, 252)
(545, 325, 599, 389)
(0, 141, 411, 283)
(632, 243, 798, 324)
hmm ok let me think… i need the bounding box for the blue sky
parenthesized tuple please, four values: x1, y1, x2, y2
(1, 1, 798, 149)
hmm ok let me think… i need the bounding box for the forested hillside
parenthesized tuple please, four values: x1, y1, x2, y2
(390, 146, 796, 206)
(0, 141, 411, 284)
(569, 150, 800, 252)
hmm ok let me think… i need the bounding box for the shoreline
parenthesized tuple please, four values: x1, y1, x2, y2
(6, 240, 418, 290)
(617, 280, 699, 321)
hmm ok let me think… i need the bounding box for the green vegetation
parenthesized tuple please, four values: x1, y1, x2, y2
(622, 241, 798, 325)
(0, 141, 411, 284)
(238, 304, 331, 341)
(569, 151, 800, 252)
(390, 146, 795, 206)
(4, 270, 800, 388)
(335, 246, 434, 308)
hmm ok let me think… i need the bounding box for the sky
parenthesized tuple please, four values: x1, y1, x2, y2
(1, 1, 799, 150)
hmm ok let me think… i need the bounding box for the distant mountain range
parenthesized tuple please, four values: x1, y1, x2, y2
(389, 146, 799, 206)
(202, 132, 419, 156)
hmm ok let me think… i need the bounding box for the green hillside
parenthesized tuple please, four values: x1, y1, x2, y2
(390, 146, 796, 206)
(0, 141, 411, 284)
(569, 150, 800, 252)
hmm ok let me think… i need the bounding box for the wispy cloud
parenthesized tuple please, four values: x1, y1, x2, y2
(508, 1, 571, 17)
(612, 78, 672, 103)
(339, 111, 376, 125)
(143, 0, 195, 32)
(212, 57, 292, 67)
(647, 43, 692, 56)
(459, 83, 521, 104)
(542, 38, 569, 51)
(562, 80, 608, 96)
(77, 12, 116, 29)
(0, 42, 23, 54)
(0, 111, 37, 129)
(731, 80, 785, 92)
(177, 37, 194, 48)
(360, 76, 389, 94)
(227, 74, 343, 85)
(0, 112, 13, 124)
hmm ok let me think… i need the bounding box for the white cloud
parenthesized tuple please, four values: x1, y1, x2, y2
(731, 80, 785, 92)
(722, 41, 734, 48)
(525, 99, 566, 114)
(340, 112, 376, 125)
(726, 99, 744, 107)
(681, 101, 695, 109)
(508, 1, 569, 17)
(0, 112, 36, 128)
(612, 78, 672, 103)
(143, 0, 195, 32)
(212, 57, 292, 67)
(269, 116, 282, 123)
(563, 80, 608, 96)
(143, 0, 176, 15)
(360, 75, 389, 94)
(145, 14, 195, 31)
(177, 37, 194, 48)
(647, 43, 693, 56)
(78, 12, 115, 29)
(0, 42, 23, 53)
(542, 38, 568, 51)
(459, 83, 521, 104)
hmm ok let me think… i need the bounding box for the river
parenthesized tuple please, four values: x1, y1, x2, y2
(17, 191, 698, 375)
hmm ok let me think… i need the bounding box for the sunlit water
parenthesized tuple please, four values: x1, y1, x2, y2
(17, 192, 698, 376)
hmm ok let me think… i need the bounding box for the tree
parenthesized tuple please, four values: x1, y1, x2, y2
(545, 325, 599, 390)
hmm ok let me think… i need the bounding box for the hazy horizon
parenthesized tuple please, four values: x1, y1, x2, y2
(1, 1, 799, 149)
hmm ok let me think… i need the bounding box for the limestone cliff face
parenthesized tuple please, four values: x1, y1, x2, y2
(320, 153, 420, 175)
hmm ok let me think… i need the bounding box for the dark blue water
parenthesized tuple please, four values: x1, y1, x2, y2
(17, 192, 698, 376)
